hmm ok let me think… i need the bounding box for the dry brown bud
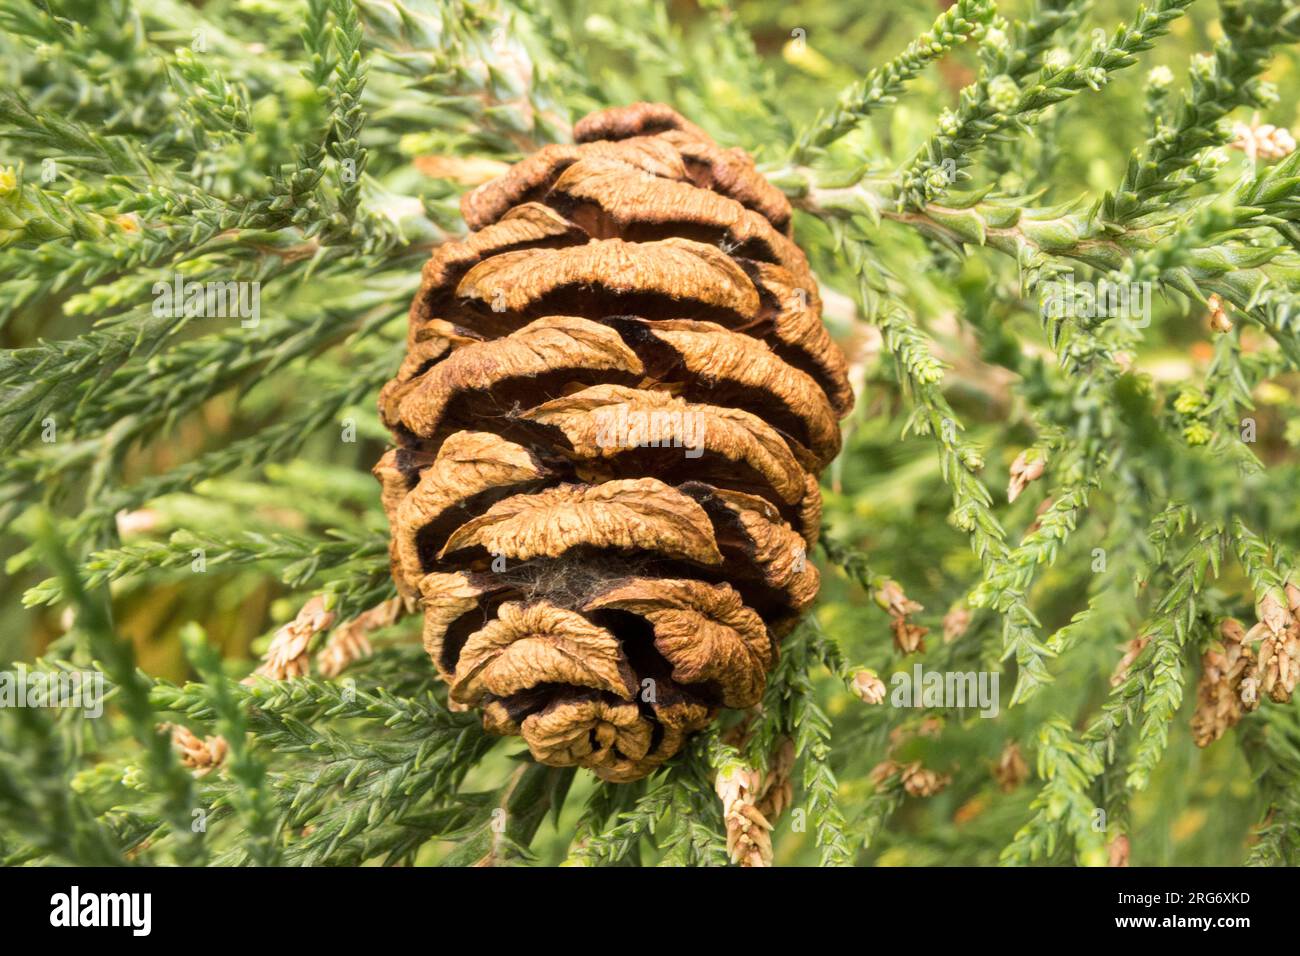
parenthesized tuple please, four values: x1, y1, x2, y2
(756, 737, 796, 822)
(943, 605, 971, 644)
(1254, 628, 1299, 704)
(715, 762, 773, 867)
(1221, 617, 1247, 643)
(1007, 450, 1046, 503)
(868, 759, 902, 788)
(993, 741, 1029, 792)
(1206, 294, 1233, 333)
(1191, 621, 1254, 745)
(1235, 595, 1300, 705)
(891, 616, 929, 655)
(874, 578, 924, 618)
(252, 595, 335, 681)
(1230, 116, 1297, 161)
(161, 723, 228, 777)
(851, 668, 887, 705)
(899, 761, 951, 798)
(725, 802, 774, 867)
(316, 596, 405, 678)
(1257, 592, 1292, 637)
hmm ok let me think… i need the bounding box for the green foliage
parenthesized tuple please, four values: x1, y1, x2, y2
(4, 0, 1300, 867)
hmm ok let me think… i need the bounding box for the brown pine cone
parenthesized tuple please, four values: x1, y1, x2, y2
(375, 103, 852, 782)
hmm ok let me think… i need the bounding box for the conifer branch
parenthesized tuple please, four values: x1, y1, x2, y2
(1106, 0, 1300, 222)
(24, 528, 385, 608)
(1001, 716, 1108, 865)
(566, 776, 676, 866)
(790, 0, 996, 162)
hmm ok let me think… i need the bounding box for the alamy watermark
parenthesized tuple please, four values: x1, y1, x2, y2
(592, 406, 705, 458)
(152, 274, 261, 328)
(1040, 275, 1152, 328)
(889, 664, 1000, 717)
(50, 886, 151, 936)
(0, 669, 105, 718)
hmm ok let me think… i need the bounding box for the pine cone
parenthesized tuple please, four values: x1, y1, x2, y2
(375, 103, 852, 782)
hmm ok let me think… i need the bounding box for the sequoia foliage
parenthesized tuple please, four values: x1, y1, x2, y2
(3, 0, 1300, 867)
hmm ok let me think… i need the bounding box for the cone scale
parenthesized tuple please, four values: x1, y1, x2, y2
(376, 103, 852, 782)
